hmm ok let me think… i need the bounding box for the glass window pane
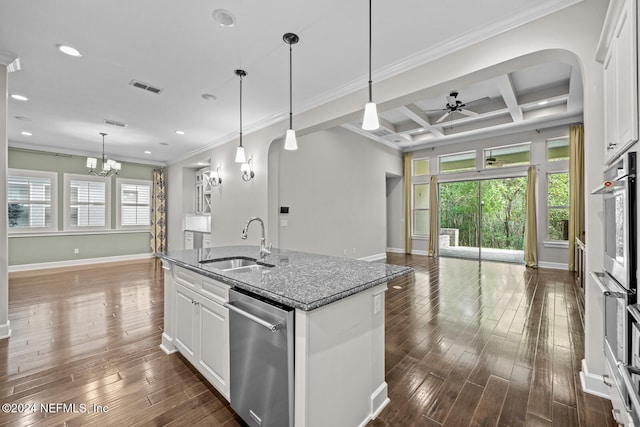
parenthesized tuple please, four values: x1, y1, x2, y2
(8, 173, 53, 230)
(414, 158, 430, 176)
(414, 183, 429, 209)
(547, 138, 569, 161)
(414, 210, 429, 235)
(547, 172, 569, 240)
(440, 151, 476, 173)
(484, 143, 530, 168)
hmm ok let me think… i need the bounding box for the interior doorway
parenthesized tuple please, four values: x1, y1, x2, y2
(438, 177, 526, 263)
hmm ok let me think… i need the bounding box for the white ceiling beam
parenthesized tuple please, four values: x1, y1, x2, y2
(341, 124, 402, 151)
(495, 74, 523, 122)
(397, 104, 445, 137)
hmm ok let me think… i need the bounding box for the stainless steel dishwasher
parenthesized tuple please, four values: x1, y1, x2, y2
(225, 288, 294, 427)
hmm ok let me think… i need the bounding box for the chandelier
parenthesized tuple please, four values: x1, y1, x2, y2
(86, 132, 121, 177)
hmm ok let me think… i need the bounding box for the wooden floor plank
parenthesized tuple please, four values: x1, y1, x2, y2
(0, 255, 616, 426)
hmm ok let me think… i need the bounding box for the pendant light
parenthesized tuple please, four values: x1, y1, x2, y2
(283, 32, 299, 150)
(234, 69, 247, 163)
(362, 0, 380, 130)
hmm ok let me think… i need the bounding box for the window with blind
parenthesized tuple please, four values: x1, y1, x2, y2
(117, 179, 152, 229)
(8, 169, 57, 232)
(64, 174, 110, 231)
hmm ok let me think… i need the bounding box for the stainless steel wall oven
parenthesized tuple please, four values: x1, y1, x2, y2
(592, 151, 638, 424)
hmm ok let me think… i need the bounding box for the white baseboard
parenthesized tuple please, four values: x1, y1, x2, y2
(160, 333, 177, 355)
(580, 359, 610, 399)
(538, 261, 568, 270)
(0, 320, 11, 340)
(386, 247, 405, 254)
(359, 253, 387, 262)
(8, 253, 153, 273)
(411, 249, 429, 256)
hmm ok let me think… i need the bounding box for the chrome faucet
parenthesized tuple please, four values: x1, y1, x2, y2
(241, 217, 271, 258)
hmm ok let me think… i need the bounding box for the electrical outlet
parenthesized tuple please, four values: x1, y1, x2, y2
(374, 294, 382, 314)
(74, 248, 79, 254)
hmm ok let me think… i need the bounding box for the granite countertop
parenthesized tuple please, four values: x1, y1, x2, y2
(156, 245, 413, 311)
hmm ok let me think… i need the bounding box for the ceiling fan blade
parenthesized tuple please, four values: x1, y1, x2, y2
(436, 110, 453, 123)
(458, 109, 478, 118)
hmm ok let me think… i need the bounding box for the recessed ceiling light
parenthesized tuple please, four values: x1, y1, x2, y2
(159, 142, 169, 146)
(201, 93, 217, 101)
(212, 9, 236, 27)
(56, 44, 82, 57)
(10, 94, 28, 101)
(175, 130, 185, 135)
(538, 100, 549, 106)
(144, 150, 151, 154)
(21, 131, 32, 136)
(14, 116, 32, 122)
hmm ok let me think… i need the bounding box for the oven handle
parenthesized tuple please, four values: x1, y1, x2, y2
(617, 361, 640, 415)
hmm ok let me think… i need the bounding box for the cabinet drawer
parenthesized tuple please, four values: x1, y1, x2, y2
(174, 266, 200, 290)
(201, 277, 230, 304)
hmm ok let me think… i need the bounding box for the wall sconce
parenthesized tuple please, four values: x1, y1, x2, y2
(209, 166, 222, 187)
(241, 157, 254, 182)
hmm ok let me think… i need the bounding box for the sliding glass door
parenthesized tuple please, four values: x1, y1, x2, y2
(439, 177, 526, 263)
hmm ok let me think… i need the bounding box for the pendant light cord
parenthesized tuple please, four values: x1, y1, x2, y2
(100, 132, 107, 163)
(239, 73, 243, 148)
(368, 0, 373, 103)
(289, 42, 293, 130)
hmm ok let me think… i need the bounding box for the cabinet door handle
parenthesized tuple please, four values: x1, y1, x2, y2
(608, 142, 617, 150)
(603, 374, 611, 387)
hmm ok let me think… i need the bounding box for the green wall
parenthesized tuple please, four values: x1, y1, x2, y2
(8, 148, 159, 266)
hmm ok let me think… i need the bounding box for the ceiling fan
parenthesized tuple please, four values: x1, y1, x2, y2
(433, 91, 480, 123)
(485, 150, 509, 166)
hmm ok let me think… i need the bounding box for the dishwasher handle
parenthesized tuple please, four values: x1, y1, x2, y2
(224, 301, 280, 332)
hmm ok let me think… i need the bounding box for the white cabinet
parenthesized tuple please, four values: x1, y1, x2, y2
(202, 234, 212, 248)
(599, 0, 638, 163)
(173, 267, 230, 400)
(195, 168, 212, 214)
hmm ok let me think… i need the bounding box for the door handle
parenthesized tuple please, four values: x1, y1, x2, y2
(224, 301, 280, 332)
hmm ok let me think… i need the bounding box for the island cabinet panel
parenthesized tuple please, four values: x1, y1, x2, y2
(198, 297, 229, 398)
(171, 272, 231, 401)
(175, 285, 197, 359)
(294, 283, 388, 427)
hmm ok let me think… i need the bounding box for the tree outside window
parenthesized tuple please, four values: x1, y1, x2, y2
(547, 172, 569, 240)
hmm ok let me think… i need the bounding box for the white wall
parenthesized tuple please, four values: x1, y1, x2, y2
(269, 127, 401, 258)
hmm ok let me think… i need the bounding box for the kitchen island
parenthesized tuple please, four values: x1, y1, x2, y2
(157, 245, 412, 427)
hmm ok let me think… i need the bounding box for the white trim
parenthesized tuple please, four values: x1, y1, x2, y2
(370, 382, 390, 420)
(411, 249, 430, 256)
(580, 359, 611, 399)
(8, 252, 152, 273)
(9, 229, 149, 238)
(538, 260, 568, 270)
(0, 320, 11, 340)
(160, 333, 177, 355)
(543, 240, 569, 249)
(358, 253, 387, 262)
(386, 247, 405, 254)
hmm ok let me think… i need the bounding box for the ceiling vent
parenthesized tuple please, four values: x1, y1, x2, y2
(104, 119, 128, 128)
(129, 80, 163, 94)
(370, 128, 393, 138)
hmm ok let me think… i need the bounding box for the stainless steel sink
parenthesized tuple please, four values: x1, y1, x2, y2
(200, 257, 274, 272)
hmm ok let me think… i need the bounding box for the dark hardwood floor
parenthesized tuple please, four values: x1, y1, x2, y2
(0, 255, 615, 426)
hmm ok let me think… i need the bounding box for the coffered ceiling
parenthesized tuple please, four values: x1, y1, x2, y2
(0, 0, 583, 165)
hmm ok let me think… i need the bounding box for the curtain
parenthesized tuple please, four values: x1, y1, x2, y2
(403, 152, 412, 254)
(428, 175, 438, 256)
(150, 168, 167, 253)
(568, 124, 585, 271)
(524, 165, 538, 268)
